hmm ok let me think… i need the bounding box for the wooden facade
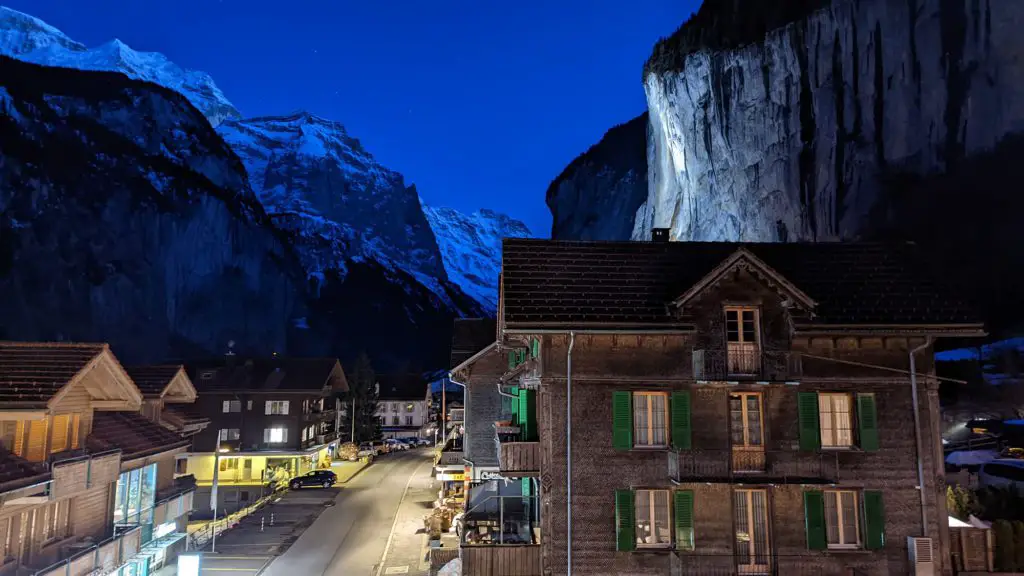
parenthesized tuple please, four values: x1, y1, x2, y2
(460, 239, 989, 576)
(0, 342, 199, 575)
(462, 545, 542, 576)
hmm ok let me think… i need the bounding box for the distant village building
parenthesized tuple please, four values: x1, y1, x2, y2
(453, 237, 985, 576)
(178, 357, 347, 514)
(376, 374, 431, 439)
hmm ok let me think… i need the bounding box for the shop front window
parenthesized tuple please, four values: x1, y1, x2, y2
(462, 480, 540, 546)
(114, 463, 157, 527)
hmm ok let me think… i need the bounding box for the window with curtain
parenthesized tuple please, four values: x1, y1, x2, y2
(265, 401, 289, 415)
(819, 393, 854, 448)
(632, 392, 668, 447)
(634, 489, 671, 547)
(825, 490, 861, 548)
(50, 414, 71, 454)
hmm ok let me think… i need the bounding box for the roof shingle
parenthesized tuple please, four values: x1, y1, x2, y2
(89, 412, 190, 460)
(501, 239, 982, 328)
(0, 342, 106, 406)
(450, 319, 497, 369)
(186, 357, 347, 394)
(125, 365, 184, 399)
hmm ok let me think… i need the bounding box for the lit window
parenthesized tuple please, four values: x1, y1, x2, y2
(219, 458, 238, 472)
(632, 392, 668, 447)
(635, 489, 671, 548)
(819, 393, 854, 448)
(222, 400, 240, 413)
(264, 428, 287, 443)
(825, 490, 861, 548)
(219, 428, 240, 441)
(406, 404, 414, 413)
(265, 401, 289, 415)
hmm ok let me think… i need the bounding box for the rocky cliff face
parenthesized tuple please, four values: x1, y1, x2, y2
(546, 114, 649, 240)
(0, 6, 239, 125)
(637, 0, 1022, 243)
(0, 56, 299, 362)
(423, 207, 531, 311)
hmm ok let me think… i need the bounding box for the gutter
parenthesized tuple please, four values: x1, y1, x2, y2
(566, 331, 576, 576)
(909, 337, 933, 536)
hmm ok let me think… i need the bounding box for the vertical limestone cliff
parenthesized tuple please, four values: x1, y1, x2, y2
(637, 0, 1024, 243)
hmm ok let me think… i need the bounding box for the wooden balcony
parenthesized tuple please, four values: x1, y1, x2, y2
(49, 449, 122, 499)
(497, 442, 540, 477)
(667, 449, 840, 484)
(692, 349, 801, 381)
(153, 485, 196, 526)
(461, 545, 541, 576)
(32, 525, 142, 576)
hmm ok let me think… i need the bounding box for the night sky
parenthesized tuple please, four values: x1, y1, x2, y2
(11, 0, 699, 236)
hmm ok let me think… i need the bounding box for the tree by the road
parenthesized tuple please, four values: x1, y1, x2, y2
(345, 351, 382, 442)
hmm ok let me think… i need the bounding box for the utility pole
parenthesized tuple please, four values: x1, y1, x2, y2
(441, 377, 447, 439)
(350, 397, 356, 443)
(211, 431, 221, 553)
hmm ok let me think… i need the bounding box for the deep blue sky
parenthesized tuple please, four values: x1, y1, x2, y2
(10, 0, 698, 236)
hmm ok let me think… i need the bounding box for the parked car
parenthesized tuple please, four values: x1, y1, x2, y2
(371, 440, 390, 454)
(416, 437, 432, 447)
(398, 437, 419, 448)
(289, 470, 337, 489)
(385, 438, 408, 451)
(359, 442, 378, 456)
(979, 459, 1024, 495)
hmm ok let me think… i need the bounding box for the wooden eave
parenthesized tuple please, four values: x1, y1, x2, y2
(795, 323, 988, 337)
(160, 366, 197, 403)
(671, 248, 817, 311)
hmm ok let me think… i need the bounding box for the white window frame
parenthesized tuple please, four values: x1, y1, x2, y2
(264, 428, 287, 443)
(632, 391, 669, 448)
(405, 415, 414, 426)
(819, 393, 854, 449)
(825, 490, 862, 549)
(634, 489, 672, 548)
(265, 401, 289, 415)
(218, 428, 240, 441)
(222, 400, 241, 413)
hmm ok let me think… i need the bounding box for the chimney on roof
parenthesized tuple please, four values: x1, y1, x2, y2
(651, 228, 670, 243)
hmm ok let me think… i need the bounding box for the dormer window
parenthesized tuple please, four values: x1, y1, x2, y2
(725, 306, 760, 375)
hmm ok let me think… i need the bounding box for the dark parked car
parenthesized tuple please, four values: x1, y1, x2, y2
(289, 470, 337, 489)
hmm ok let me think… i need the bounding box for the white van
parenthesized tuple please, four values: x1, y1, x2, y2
(978, 459, 1024, 494)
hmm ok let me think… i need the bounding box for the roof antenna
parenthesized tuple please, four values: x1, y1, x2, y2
(225, 340, 236, 356)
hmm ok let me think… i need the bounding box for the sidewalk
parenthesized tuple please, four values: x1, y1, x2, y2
(376, 460, 437, 576)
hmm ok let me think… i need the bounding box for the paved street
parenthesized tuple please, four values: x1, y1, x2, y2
(257, 449, 435, 576)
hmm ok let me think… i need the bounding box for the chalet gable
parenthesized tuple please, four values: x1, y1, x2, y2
(126, 365, 195, 403)
(670, 248, 816, 313)
(0, 342, 142, 411)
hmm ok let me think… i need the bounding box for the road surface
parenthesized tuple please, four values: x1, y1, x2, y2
(258, 449, 435, 576)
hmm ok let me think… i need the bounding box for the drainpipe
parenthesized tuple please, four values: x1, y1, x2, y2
(909, 337, 933, 536)
(566, 331, 576, 576)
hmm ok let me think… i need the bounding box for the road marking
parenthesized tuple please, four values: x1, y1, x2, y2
(202, 569, 261, 572)
(384, 567, 409, 574)
(374, 456, 432, 576)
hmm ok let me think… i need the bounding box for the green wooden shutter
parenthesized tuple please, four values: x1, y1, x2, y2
(507, 350, 516, 370)
(509, 387, 520, 422)
(520, 389, 537, 441)
(857, 393, 879, 452)
(863, 490, 885, 549)
(674, 490, 694, 551)
(612, 391, 633, 451)
(522, 477, 531, 496)
(530, 338, 540, 358)
(798, 392, 821, 451)
(615, 489, 636, 551)
(803, 490, 827, 550)
(670, 391, 692, 450)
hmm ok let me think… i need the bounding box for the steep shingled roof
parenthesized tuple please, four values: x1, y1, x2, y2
(0, 342, 107, 406)
(500, 239, 982, 329)
(125, 364, 185, 399)
(376, 374, 429, 401)
(450, 318, 497, 369)
(186, 357, 347, 394)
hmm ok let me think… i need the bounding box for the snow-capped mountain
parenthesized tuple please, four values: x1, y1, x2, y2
(0, 6, 238, 125)
(217, 112, 447, 283)
(424, 207, 531, 311)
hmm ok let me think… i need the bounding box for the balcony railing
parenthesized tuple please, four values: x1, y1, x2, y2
(667, 450, 840, 484)
(497, 442, 540, 477)
(49, 449, 122, 499)
(436, 450, 465, 467)
(152, 483, 196, 526)
(692, 349, 801, 381)
(668, 553, 874, 576)
(31, 525, 142, 576)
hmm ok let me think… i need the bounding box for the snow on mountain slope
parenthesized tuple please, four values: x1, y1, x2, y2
(0, 6, 239, 125)
(218, 112, 448, 286)
(424, 206, 532, 312)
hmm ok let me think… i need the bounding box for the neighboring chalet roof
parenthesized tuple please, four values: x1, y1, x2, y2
(450, 318, 497, 369)
(89, 411, 191, 461)
(500, 239, 984, 332)
(162, 404, 211, 436)
(125, 365, 196, 401)
(377, 374, 429, 401)
(0, 342, 142, 409)
(186, 357, 348, 394)
(0, 448, 47, 492)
